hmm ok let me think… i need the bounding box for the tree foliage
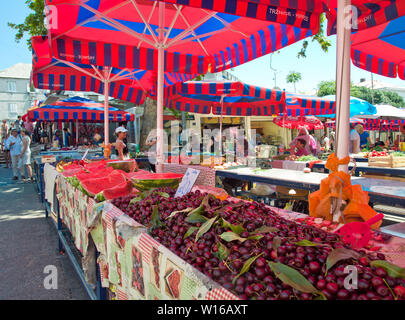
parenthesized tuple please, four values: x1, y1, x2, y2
(286, 71, 302, 92)
(297, 14, 332, 59)
(8, 0, 46, 50)
(317, 80, 405, 108)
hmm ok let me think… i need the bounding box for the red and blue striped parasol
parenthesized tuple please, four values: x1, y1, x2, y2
(163, 80, 285, 116)
(352, 15, 405, 79)
(27, 96, 135, 122)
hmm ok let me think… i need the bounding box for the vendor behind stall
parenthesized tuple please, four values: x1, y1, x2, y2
(291, 139, 310, 157)
(112, 126, 129, 160)
(289, 128, 317, 156)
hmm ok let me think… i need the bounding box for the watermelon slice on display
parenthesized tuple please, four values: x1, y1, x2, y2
(131, 173, 184, 191)
(107, 159, 138, 173)
(98, 180, 134, 201)
(62, 167, 84, 177)
(80, 170, 127, 197)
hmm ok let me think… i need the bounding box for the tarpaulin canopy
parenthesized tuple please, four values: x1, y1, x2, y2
(285, 93, 336, 116)
(356, 104, 405, 120)
(273, 115, 324, 130)
(325, 118, 404, 131)
(163, 81, 285, 116)
(315, 95, 377, 118)
(45, 0, 316, 164)
(27, 96, 135, 122)
(32, 35, 195, 104)
(158, 0, 405, 35)
(352, 15, 405, 79)
(45, 0, 314, 74)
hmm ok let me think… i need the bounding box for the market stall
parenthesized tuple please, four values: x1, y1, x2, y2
(215, 167, 405, 207)
(40, 158, 405, 301)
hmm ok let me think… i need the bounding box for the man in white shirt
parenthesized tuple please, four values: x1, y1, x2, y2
(8, 128, 24, 180)
(349, 124, 361, 154)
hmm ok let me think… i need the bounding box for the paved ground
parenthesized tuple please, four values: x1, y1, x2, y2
(0, 165, 88, 300)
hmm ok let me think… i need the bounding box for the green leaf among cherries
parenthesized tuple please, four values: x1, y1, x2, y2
(250, 226, 280, 235)
(370, 260, 405, 279)
(293, 240, 325, 247)
(149, 205, 164, 229)
(325, 248, 362, 273)
(232, 253, 264, 285)
(220, 218, 245, 235)
(219, 231, 247, 243)
(213, 242, 230, 261)
(268, 261, 319, 295)
(195, 217, 217, 242)
(183, 226, 198, 239)
(166, 207, 193, 220)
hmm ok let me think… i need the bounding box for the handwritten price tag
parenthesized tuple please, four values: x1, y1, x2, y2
(81, 149, 89, 161)
(175, 168, 200, 198)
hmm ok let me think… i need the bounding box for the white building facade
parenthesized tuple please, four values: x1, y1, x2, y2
(0, 63, 46, 121)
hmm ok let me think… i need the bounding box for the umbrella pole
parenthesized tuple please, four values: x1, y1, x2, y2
(156, 1, 165, 173)
(103, 67, 110, 145)
(76, 119, 79, 146)
(335, 0, 351, 173)
(219, 96, 224, 156)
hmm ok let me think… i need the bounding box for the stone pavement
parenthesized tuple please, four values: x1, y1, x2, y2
(0, 165, 88, 300)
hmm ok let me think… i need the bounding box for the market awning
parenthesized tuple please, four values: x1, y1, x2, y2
(32, 36, 196, 104)
(27, 96, 135, 122)
(315, 95, 377, 118)
(163, 81, 285, 116)
(352, 15, 405, 80)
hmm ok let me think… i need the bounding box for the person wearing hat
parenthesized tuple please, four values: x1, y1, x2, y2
(112, 126, 130, 160)
(8, 128, 24, 180)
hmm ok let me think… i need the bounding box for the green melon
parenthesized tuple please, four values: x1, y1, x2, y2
(107, 160, 137, 173)
(131, 173, 184, 191)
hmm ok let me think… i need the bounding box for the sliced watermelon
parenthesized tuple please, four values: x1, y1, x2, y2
(62, 167, 84, 177)
(107, 159, 137, 173)
(80, 170, 127, 197)
(131, 173, 184, 191)
(75, 167, 115, 182)
(100, 180, 134, 201)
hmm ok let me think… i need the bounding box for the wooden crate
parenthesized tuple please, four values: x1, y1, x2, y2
(368, 155, 405, 168)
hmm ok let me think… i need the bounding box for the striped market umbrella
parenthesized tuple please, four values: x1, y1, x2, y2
(163, 81, 285, 116)
(27, 96, 135, 123)
(44, 0, 315, 168)
(273, 115, 324, 130)
(352, 15, 405, 79)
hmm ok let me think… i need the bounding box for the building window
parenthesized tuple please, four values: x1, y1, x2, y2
(8, 81, 17, 92)
(9, 103, 18, 116)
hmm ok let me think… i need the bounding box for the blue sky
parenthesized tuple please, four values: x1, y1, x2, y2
(1, 0, 404, 94)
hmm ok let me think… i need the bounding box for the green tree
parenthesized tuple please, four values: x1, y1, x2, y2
(317, 80, 405, 108)
(286, 71, 302, 93)
(297, 14, 332, 59)
(8, 0, 46, 50)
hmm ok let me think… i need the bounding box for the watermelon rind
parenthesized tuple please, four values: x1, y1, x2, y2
(107, 160, 137, 173)
(131, 175, 182, 191)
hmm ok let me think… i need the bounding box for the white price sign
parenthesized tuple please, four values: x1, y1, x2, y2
(175, 168, 200, 198)
(81, 149, 89, 161)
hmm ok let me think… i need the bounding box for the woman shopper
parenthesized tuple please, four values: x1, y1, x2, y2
(8, 128, 24, 180)
(20, 129, 33, 181)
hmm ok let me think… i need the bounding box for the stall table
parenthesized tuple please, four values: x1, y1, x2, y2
(311, 161, 405, 178)
(215, 167, 405, 207)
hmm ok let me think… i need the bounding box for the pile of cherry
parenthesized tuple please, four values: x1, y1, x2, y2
(110, 189, 405, 300)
